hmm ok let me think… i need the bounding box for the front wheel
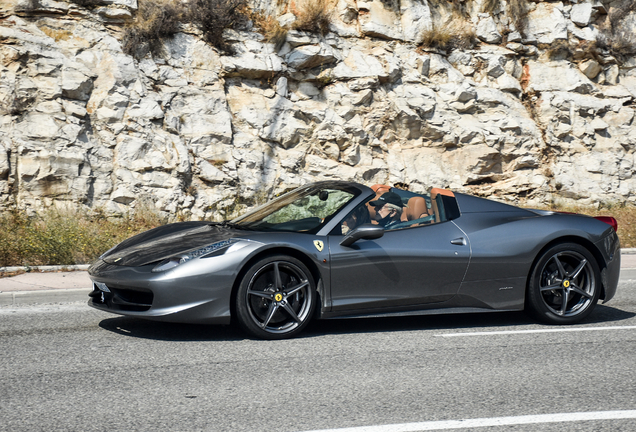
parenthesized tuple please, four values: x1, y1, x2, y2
(235, 255, 316, 340)
(526, 243, 601, 324)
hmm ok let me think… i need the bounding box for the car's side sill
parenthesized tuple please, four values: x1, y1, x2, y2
(320, 306, 523, 320)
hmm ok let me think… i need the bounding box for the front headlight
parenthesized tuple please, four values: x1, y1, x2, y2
(152, 239, 239, 273)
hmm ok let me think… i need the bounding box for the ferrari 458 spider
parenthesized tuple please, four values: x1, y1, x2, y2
(88, 181, 620, 339)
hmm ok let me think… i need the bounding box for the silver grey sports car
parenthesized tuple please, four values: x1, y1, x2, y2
(88, 181, 621, 339)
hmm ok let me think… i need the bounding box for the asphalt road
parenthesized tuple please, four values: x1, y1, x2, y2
(1, 280, 635, 431)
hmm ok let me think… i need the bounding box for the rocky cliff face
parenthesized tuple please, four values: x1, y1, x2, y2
(1, 0, 635, 219)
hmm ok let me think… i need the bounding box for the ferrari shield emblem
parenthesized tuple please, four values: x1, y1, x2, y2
(313, 240, 324, 252)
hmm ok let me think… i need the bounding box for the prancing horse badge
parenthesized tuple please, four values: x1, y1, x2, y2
(313, 240, 324, 252)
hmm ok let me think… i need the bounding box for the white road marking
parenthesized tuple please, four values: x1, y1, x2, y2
(301, 410, 636, 432)
(435, 325, 636, 338)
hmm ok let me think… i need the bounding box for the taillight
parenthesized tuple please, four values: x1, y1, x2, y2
(594, 216, 618, 232)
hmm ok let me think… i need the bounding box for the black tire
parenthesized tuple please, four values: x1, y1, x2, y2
(526, 243, 601, 324)
(235, 255, 316, 340)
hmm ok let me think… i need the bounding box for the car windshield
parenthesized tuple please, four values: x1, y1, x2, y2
(231, 185, 360, 233)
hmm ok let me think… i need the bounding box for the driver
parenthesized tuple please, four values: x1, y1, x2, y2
(341, 202, 372, 235)
(369, 192, 404, 229)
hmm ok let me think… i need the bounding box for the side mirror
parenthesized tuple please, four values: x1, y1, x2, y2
(340, 224, 384, 247)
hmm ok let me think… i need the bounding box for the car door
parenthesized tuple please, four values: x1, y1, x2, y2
(327, 221, 470, 312)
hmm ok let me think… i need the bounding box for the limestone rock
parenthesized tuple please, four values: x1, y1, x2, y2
(286, 43, 339, 70)
(400, 0, 432, 44)
(476, 15, 502, 44)
(3, 0, 636, 215)
(495, 74, 522, 97)
(223, 50, 283, 78)
(101, 0, 138, 8)
(358, 0, 403, 41)
(61, 67, 94, 101)
(0, 141, 9, 178)
(590, 118, 609, 131)
(526, 61, 596, 94)
(605, 65, 620, 85)
(332, 48, 387, 80)
(526, 3, 568, 44)
(95, 7, 133, 22)
(579, 60, 602, 79)
(571, 2, 593, 27)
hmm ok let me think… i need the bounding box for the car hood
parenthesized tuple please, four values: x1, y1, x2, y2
(102, 222, 244, 267)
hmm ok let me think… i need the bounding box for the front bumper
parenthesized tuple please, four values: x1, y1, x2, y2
(87, 258, 238, 325)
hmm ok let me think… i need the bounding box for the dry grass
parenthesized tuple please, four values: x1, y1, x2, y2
(122, 0, 248, 59)
(1, 200, 635, 267)
(597, 0, 636, 59)
(544, 39, 608, 63)
(535, 202, 636, 248)
(608, 0, 636, 31)
(609, 207, 636, 247)
(480, 0, 501, 14)
(290, 0, 333, 35)
(68, 0, 103, 8)
(420, 18, 477, 52)
(187, 0, 249, 53)
(252, 12, 288, 50)
(508, 0, 529, 37)
(122, 0, 184, 59)
(571, 40, 603, 63)
(598, 29, 636, 57)
(545, 39, 571, 60)
(427, 0, 471, 18)
(0, 207, 166, 267)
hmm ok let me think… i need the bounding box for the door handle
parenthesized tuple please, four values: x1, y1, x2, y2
(450, 237, 466, 245)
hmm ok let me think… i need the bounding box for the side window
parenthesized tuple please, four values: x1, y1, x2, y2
(330, 186, 460, 235)
(331, 202, 372, 235)
(381, 188, 439, 230)
(390, 191, 436, 229)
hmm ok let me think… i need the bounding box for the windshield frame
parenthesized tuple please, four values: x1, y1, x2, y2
(231, 182, 364, 234)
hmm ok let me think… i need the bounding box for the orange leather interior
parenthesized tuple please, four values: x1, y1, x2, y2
(430, 188, 455, 198)
(366, 185, 448, 227)
(370, 184, 391, 194)
(401, 197, 429, 222)
(368, 184, 392, 224)
(430, 188, 454, 223)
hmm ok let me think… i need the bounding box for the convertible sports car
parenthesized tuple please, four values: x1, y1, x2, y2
(88, 181, 621, 339)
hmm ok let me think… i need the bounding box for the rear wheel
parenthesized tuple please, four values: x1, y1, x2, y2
(235, 255, 316, 339)
(527, 243, 601, 324)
